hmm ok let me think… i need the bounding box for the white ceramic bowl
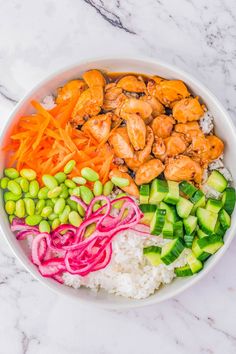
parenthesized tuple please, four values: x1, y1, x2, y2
(1, 57, 236, 309)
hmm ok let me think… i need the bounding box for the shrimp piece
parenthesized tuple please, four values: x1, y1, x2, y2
(172, 97, 204, 123)
(109, 169, 139, 197)
(56, 80, 86, 104)
(109, 127, 134, 159)
(152, 137, 166, 160)
(118, 98, 153, 121)
(71, 86, 104, 124)
(148, 79, 190, 106)
(207, 135, 224, 160)
(126, 114, 146, 151)
(117, 75, 146, 93)
(164, 155, 203, 183)
(125, 126, 154, 170)
(82, 69, 106, 87)
(150, 115, 175, 139)
(140, 95, 165, 117)
(165, 133, 187, 157)
(82, 113, 112, 143)
(103, 84, 127, 111)
(135, 159, 164, 185)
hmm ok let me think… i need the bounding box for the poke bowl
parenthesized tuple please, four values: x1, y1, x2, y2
(0, 57, 236, 309)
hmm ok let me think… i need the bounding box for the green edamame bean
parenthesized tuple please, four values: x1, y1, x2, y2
(54, 198, 66, 214)
(41, 206, 53, 218)
(9, 215, 15, 223)
(65, 179, 76, 189)
(69, 211, 82, 227)
(39, 220, 51, 233)
(77, 203, 85, 217)
(66, 198, 78, 211)
(59, 205, 71, 223)
(59, 183, 69, 199)
(7, 180, 22, 195)
(81, 167, 99, 182)
(25, 215, 42, 226)
(111, 176, 129, 188)
(0, 177, 9, 189)
(15, 199, 25, 218)
(4, 192, 22, 202)
(101, 199, 108, 206)
(71, 187, 80, 197)
(38, 187, 49, 199)
(80, 186, 94, 204)
(20, 168, 36, 181)
(64, 160, 76, 174)
(19, 178, 29, 193)
(72, 176, 86, 185)
(4, 168, 19, 179)
(113, 193, 127, 209)
(54, 172, 67, 184)
(51, 198, 58, 204)
(93, 180, 103, 196)
(29, 180, 39, 198)
(48, 213, 58, 221)
(103, 181, 114, 196)
(46, 200, 54, 208)
(42, 174, 58, 189)
(14, 177, 22, 184)
(24, 198, 35, 216)
(24, 192, 32, 198)
(68, 188, 74, 196)
(52, 218, 60, 230)
(93, 203, 101, 212)
(47, 186, 62, 199)
(35, 200, 46, 214)
(5, 200, 16, 215)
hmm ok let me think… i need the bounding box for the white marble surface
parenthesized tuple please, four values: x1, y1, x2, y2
(0, 0, 236, 353)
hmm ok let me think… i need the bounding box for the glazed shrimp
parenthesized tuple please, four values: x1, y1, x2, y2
(56, 80, 87, 104)
(172, 97, 205, 123)
(135, 159, 165, 185)
(109, 127, 134, 159)
(118, 98, 153, 121)
(125, 126, 154, 170)
(150, 115, 175, 139)
(82, 113, 112, 143)
(147, 78, 190, 106)
(109, 169, 139, 197)
(117, 75, 146, 93)
(164, 155, 203, 183)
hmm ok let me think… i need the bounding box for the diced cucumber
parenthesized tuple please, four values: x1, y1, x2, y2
(206, 170, 228, 193)
(197, 228, 209, 238)
(139, 184, 150, 204)
(184, 234, 195, 248)
(149, 179, 168, 203)
(179, 181, 197, 198)
(162, 220, 174, 239)
(159, 202, 179, 223)
(173, 220, 184, 238)
(175, 265, 193, 277)
(187, 251, 203, 273)
(164, 181, 179, 205)
(161, 238, 185, 265)
(150, 209, 166, 235)
(191, 190, 206, 214)
(219, 209, 231, 230)
(139, 204, 157, 213)
(222, 187, 236, 215)
(141, 212, 155, 225)
(143, 246, 162, 266)
(206, 198, 222, 213)
(197, 235, 224, 254)
(192, 237, 211, 261)
(214, 220, 226, 238)
(196, 207, 218, 234)
(176, 197, 193, 218)
(183, 215, 197, 235)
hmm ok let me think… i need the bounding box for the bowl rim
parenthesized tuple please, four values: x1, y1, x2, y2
(1, 55, 236, 309)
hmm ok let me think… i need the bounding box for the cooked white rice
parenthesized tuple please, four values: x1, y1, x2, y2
(63, 230, 190, 299)
(200, 111, 214, 134)
(41, 95, 56, 110)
